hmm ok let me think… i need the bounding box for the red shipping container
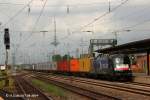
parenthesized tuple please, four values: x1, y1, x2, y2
(57, 60, 69, 72)
(57, 61, 62, 71)
(70, 59, 79, 72)
(62, 60, 68, 71)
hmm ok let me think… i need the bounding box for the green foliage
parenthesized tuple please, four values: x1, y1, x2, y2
(32, 79, 64, 97)
(52, 54, 62, 62)
(0, 70, 7, 76)
(62, 54, 72, 60)
(0, 80, 5, 89)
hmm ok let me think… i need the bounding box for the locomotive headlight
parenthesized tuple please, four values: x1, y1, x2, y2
(115, 58, 120, 64)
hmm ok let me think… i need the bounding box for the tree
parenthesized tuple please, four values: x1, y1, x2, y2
(62, 54, 72, 60)
(52, 54, 62, 62)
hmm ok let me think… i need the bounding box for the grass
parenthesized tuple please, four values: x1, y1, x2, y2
(0, 71, 6, 89)
(0, 70, 15, 92)
(0, 78, 15, 91)
(31, 79, 65, 97)
(0, 71, 6, 76)
(0, 80, 5, 89)
(8, 78, 15, 92)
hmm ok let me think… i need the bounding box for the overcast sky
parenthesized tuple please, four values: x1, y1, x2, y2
(0, 0, 150, 64)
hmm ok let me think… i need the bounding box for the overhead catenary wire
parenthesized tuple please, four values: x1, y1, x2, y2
(57, 0, 130, 41)
(31, 0, 48, 32)
(20, 0, 48, 47)
(0, 0, 149, 63)
(9, 0, 149, 50)
(2, 0, 48, 50)
(0, 0, 48, 51)
(59, 0, 130, 41)
(1, 2, 150, 35)
(78, 0, 129, 31)
(2, 0, 129, 48)
(0, 0, 35, 30)
(0, 1, 109, 7)
(99, 4, 150, 29)
(124, 18, 150, 30)
(110, 8, 150, 31)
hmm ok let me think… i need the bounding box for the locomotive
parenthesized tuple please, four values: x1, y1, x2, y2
(93, 54, 132, 80)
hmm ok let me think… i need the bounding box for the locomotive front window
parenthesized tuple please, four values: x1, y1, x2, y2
(114, 58, 123, 64)
(114, 55, 130, 65)
(113, 56, 130, 71)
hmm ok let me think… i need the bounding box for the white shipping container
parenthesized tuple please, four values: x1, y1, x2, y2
(51, 62, 57, 71)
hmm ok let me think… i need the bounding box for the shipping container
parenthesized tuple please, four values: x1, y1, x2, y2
(63, 60, 69, 71)
(51, 62, 57, 71)
(70, 59, 79, 72)
(79, 58, 91, 72)
(33, 62, 56, 71)
(57, 60, 69, 72)
(79, 58, 84, 72)
(57, 61, 62, 71)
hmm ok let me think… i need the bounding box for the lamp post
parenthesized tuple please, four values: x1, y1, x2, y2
(81, 31, 94, 56)
(82, 30, 94, 39)
(40, 30, 48, 37)
(82, 30, 94, 34)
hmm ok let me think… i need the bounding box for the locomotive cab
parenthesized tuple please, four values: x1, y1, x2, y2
(111, 54, 132, 80)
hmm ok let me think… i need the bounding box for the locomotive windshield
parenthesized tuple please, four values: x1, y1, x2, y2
(113, 55, 130, 71)
(114, 55, 130, 65)
(115, 58, 123, 64)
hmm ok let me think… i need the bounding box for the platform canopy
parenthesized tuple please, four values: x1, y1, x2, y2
(95, 38, 150, 75)
(95, 38, 150, 54)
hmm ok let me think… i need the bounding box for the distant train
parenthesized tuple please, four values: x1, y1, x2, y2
(24, 53, 132, 81)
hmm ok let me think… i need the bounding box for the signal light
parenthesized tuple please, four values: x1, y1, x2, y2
(4, 28, 10, 49)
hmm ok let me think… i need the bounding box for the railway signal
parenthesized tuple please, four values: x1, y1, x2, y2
(4, 28, 10, 50)
(4, 28, 10, 86)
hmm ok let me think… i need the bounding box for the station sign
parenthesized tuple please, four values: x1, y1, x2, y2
(90, 39, 117, 46)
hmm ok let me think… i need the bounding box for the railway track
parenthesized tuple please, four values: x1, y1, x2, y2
(55, 76, 150, 96)
(14, 75, 52, 100)
(125, 81, 150, 87)
(35, 72, 150, 90)
(32, 75, 120, 100)
(33, 72, 150, 98)
(51, 76, 150, 96)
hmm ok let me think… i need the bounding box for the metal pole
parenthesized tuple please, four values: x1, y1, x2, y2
(5, 49, 8, 70)
(5, 49, 9, 86)
(114, 32, 117, 42)
(147, 50, 150, 75)
(109, 0, 111, 12)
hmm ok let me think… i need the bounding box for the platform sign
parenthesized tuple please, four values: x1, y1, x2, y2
(90, 39, 117, 46)
(89, 39, 117, 55)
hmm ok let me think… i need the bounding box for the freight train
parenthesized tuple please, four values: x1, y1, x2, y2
(25, 53, 132, 81)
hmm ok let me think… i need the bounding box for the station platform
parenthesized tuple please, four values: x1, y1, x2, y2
(132, 73, 150, 84)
